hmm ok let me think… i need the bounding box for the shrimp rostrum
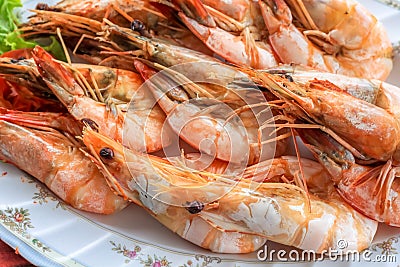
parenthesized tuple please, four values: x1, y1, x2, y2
(248, 69, 400, 226)
(81, 127, 377, 253)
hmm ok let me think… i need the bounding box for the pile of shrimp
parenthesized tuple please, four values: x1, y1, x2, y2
(0, 0, 398, 256)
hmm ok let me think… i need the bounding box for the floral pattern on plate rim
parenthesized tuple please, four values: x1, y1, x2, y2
(0, 207, 50, 253)
(1, 164, 400, 266)
(109, 240, 223, 266)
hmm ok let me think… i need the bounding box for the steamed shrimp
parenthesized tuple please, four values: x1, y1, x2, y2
(246, 69, 400, 162)
(156, 0, 278, 68)
(134, 60, 288, 166)
(299, 127, 400, 227)
(0, 109, 128, 214)
(45, 0, 213, 54)
(30, 46, 172, 153)
(81, 127, 377, 253)
(156, 0, 392, 79)
(258, 0, 392, 80)
(247, 68, 400, 226)
(266, 64, 400, 140)
(83, 128, 268, 253)
(22, 9, 218, 66)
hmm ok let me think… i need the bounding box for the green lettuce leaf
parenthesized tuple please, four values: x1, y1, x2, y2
(0, 0, 66, 61)
(0, 0, 31, 53)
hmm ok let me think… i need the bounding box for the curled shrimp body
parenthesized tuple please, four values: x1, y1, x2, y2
(299, 128, 400, 226)
(31, 46, 171, 153)
(83, 128, 268, 253)
(247, 70, 400, 162)
(266, 64, 400, 162)
(48, 0, 213, 54)
(246, 66, 400, 226)
(134, 60, 288, 166)
(0, 110, 128, 214)
(163, 0, 279, 68)
(82, 128, 377, 253)
(158, 0, 392, 79)
(258, 0, 392, 80)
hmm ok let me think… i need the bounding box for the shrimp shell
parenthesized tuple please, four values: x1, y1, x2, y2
(81, 128, 377, 253)
(0, 111, 128, 214)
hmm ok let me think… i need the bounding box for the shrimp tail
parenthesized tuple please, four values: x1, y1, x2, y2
(297, 126, 400, 226)
(259, 0, 292, 33)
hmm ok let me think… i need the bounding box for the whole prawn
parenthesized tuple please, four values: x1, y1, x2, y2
(44, 0, 213, 55)
(49, 0, 277, 68)
(157, 0, 392, 79)
(265, 64, 400, 136)
(259, 0, 392, 80)
(0, 109, 128, 214)
(299, 127, 400, 227)
(81, 127, 377, 253)
(29, 46, 172, 153)
(158, 0, 279, 68)
(134, 59, 288, 166)
(247, 68, 400, 226)
(247, 69, 400, 162)
(266, 63, 400, 163)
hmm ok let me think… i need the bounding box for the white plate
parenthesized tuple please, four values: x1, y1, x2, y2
(1, 0, 400, 266)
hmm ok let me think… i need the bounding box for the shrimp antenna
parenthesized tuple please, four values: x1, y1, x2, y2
(290, 128, 311, 211)
(56, 28, 71, 65)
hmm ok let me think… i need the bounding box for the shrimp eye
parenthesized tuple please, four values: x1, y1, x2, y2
(131, 20, 146, 32)
(284, 74, 294, 82)
(36, 3, 60, 11)
(185, 201, 204, 214)
(100, 147, 114, 159)
(36, 3, 50, 10)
